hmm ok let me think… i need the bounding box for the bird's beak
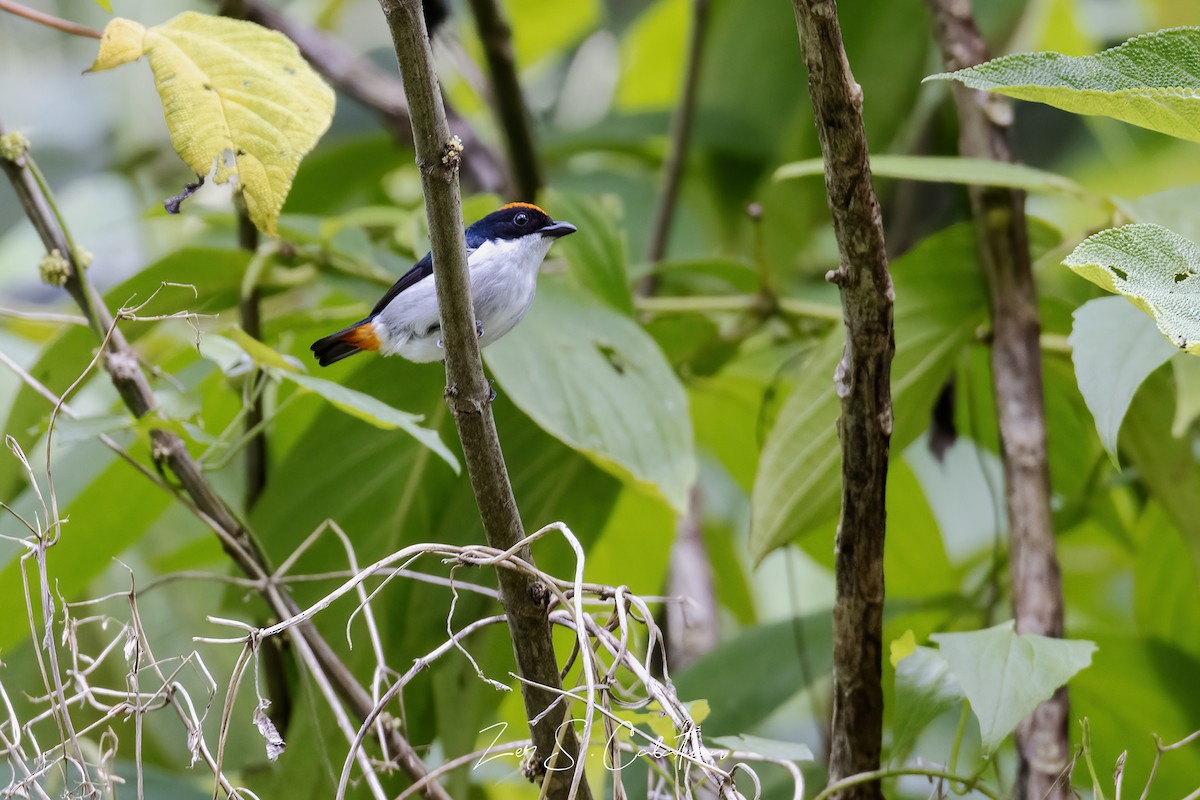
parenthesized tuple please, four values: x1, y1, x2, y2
(540, 221, 577, 239)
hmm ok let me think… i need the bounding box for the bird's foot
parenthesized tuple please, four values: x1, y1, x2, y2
(475, 319, 485, 339)
(487, 379, 496, 402)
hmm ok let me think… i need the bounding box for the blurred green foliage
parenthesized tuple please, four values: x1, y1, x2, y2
(3, 0, 1200, 798)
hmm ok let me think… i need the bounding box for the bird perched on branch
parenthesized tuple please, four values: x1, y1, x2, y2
(311, 203, 576, 366)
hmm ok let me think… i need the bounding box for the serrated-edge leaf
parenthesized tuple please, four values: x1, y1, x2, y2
(89, 12, 335, 234)
(1063, 223, 1200, 354)
(774, 154, 1095, 202)
(928, 27, 1200, 143)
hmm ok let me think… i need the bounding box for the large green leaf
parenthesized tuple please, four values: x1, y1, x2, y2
(1064, 223, 1200, 353)
(546, 192, 633, 315)
(675, 614, 831, 736)
(485, 277, 696, 512)
(616, 0, 688, 111)
(1069, 295, 1178, 460)
(928, 28, 1200, 143)
(749, 224, 989, 558)
(930, 622, 1096, 752)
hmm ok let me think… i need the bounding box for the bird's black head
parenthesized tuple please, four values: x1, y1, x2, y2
(466, 203, 577, 246)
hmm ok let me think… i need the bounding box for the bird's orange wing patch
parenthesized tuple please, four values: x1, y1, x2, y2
(339, 321, 380, 351)
(499, 201, 546, 214)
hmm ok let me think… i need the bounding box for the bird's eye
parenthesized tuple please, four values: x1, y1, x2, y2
(514, 212, 529, 227)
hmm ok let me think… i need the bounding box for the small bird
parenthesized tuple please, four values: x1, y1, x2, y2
(311, 203, 576, 366)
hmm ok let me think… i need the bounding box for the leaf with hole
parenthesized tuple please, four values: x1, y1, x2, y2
(1063, 223, 1200, 354)
(88, 11, 335, 234)
(486, 277, 695, 511)
(928, 28, 1200, 143)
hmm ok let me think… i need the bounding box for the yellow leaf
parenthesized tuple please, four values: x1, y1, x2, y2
(890, 629, 916, 668)
(88, 12, 334, 235)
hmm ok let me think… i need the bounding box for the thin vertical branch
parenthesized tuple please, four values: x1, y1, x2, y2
(790, 2, 894, 799)
(372, 3, 590, 797)
(645, 0, 710, 264)
(666, 487, 718, 671)
(465, 0, 542, 199)
(924, 3, 1068, 798)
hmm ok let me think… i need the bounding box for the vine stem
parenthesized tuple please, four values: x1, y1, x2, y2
(810, 767, 1003, 800)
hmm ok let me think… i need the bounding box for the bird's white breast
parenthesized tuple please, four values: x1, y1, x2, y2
(373, 233, 556, 362)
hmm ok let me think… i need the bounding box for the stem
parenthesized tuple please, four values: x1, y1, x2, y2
(372, 3, 590, 797)
(235, 204, 268, 511)
(0, 123, 451, 800)
(645, 0, 710, 264)
(634, 293, 843, 322)
(221, 0, 506, 194)
(466, 0, 542, 199)
(947, 701, 970, 778)
(0, 0, 101, 39)
(810, 767, 1003, 800)
(924, 5, 1069, 799)
(790, 2, 895, 799)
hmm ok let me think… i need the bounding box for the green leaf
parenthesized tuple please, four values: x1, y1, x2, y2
(708, 735, 813, 762)
(1069, 295, 1178, 460)
(1173, 354, 1200, 436)
(1063, 223, 1200, 353)
(88, 12, 335, 234)
(893, 645, 965, 757)
(616, 0, 688, 111)
(284, 372, 457, 472)
(774, 154, 1095, 201)
(197, 334, 458, 471)
(930, 621, 1097, 752)
(675, 614, 831, 736)
(749, 223, 989, 558)
(927, 28, 1200, 143)
(485, 278, 695, 512)
(546, 191, 633, 315)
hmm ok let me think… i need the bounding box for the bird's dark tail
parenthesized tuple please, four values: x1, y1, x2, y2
(311, 318, 381, 366)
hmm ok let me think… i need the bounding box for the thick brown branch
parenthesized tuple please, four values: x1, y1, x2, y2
(373, 3, 589, 798)
(220, 0, 506, 195)
(790, 2, 894, 799)
(924, 3, 1068, 797)
(466, 0, 542, 200)
(0, 128, 449, 800)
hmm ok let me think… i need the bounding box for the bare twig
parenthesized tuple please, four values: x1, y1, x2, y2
(372, 2, 589, 796)
(0, 122, 448, 799)
(645, 0, 710, 264)
(235, 205, 268, 512)
(789, 2, 894, 798)
(222, 0, 506, 194)
(465, 0, 542, 199)
(0, 0, 101, 39)
(666, 487, 718, 670)
(924, 4, 1068, 798)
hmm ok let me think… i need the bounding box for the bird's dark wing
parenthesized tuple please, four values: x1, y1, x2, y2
(370, 252, 433, 316)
